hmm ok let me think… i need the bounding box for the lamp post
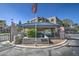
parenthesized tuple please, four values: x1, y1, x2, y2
(33, 13, 37, 46)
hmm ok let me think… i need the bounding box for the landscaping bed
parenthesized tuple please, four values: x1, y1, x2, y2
(50, 39, 65, 45)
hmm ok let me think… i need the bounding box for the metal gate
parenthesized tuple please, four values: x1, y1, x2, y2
(0, 34, 10, 42)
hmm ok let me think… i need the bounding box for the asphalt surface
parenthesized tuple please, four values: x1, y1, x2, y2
(0, 34, 79, 56)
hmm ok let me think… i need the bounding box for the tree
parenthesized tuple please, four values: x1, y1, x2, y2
(62, 19, 74, 27)
(27, 21, 30, 23)
(74, 24, 79, 32)
(17, 20, 23, 32)
(73, 23, 78, 26)
(18, 20, 22, 25)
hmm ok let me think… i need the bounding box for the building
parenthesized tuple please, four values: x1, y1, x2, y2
(30, 16, 62, 24)
(0, 20, 6, 32)
(17, 16, 66, 44)
(20, 16, 60, 38)
(48, 16, 62, 24)
(31, 17, 49, 23)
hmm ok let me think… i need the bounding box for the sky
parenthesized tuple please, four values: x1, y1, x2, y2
(0, 3, 79, 25)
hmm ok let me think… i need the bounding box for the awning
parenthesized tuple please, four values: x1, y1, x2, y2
(19, 22, 60, 28)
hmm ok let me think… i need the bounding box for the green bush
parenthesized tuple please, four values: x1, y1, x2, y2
(27, 28, 37, 37)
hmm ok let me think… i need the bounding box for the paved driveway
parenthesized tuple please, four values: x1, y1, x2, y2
(0, 41, 73, 56)
(0, 34, 79, 56)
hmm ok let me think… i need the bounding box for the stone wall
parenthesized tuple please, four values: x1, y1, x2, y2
(22, 38, 49, 44)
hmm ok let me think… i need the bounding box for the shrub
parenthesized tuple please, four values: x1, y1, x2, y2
(15, 36, 22, 44)
(27, 28, 37, 37)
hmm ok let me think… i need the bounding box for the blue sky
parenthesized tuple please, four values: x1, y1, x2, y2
(0, 3, 79, 25)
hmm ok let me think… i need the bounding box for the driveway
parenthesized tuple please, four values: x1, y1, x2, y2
(0, 34, 79, 56)
(0, 41, 73, 56)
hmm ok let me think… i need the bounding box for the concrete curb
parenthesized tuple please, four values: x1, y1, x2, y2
(7, 39, 68, 49)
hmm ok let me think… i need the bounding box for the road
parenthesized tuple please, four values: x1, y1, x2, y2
(67, 34, 79, 56)
(0, 43, 74, 56)
(0, 34, 78, 56)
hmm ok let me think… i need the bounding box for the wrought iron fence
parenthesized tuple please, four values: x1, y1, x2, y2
(0, 34, 10, 42)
